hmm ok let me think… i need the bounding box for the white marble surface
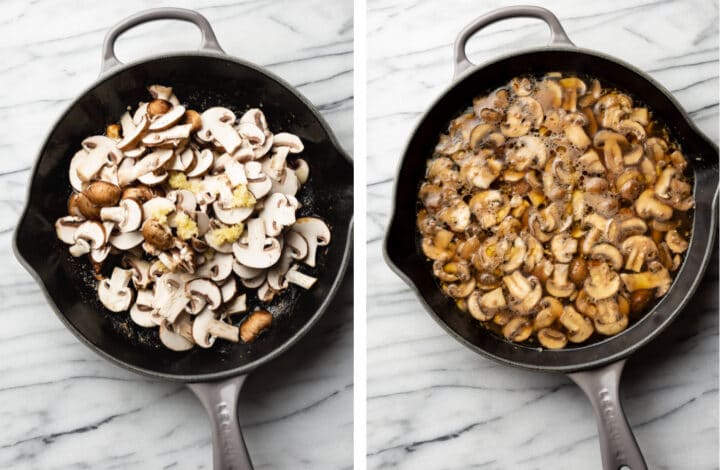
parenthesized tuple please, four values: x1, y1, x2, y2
(367, 0, 718, 469)
(0, 1, 352, 468)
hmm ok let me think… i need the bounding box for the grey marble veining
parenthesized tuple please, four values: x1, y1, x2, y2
(366, 0, 718, 469)
(0, 0, 352, 468)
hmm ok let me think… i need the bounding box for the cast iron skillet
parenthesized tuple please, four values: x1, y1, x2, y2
(384, 6, 718, 470)
(13, 8, 353, 470)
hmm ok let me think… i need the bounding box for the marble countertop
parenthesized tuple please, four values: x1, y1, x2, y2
(0, 0, 353, 468)
(367, 0, 718, 469)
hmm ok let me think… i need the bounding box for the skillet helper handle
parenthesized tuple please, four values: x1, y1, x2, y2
(100, 7, 224, 75)
(453, 5, 574, 79)
(188, 375, 253, 470)
(568, 360, 648, 470)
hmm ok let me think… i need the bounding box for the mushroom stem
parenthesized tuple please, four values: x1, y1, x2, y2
(208, 319, 240, 342)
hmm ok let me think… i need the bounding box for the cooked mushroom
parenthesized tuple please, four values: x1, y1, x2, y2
(585, 262, 621, 300)
(467, 287, 506, 321)
(621, 262, 672, 297)
(240, 309, 273, 343)
(419, 73, 692, 349)
(559, 306, 593, 343)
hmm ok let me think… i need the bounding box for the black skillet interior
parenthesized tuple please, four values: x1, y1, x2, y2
(16, 54, 353, 379)
(385, 49, 719, 372)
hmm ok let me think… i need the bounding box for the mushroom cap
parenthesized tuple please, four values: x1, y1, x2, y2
(97, 268, 134, 312)
(192, 308, 218, 348)
(232, 218, 283, 269)
(636, 189, 673, 221)
(273, 132, 304, 153)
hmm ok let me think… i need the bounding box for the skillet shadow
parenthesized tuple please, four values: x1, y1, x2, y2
(239, 258, 353, 408)
(621, 233, 718, 425)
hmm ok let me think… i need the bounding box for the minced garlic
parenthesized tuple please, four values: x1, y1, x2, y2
(174, 212, 198, 240)
(208, 223, 245, 246)
(150, 206, 173, 225)
(231, 184, 256, 208)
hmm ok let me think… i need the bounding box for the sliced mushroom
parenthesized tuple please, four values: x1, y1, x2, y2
(100, 198, 143, 232)
(193, 308, 239, 348)
(621, 235, 658, 272)
(559, 306, 593, 343)
(665, 229, 688, 253)
(550, 233, 578, 263)
(232, 218, 283, 269)
(590, 243, 623, 271)
(621, 262, 672, 297)
(291, 217, 331, 268)
(467, 288, 506, 321)
(546, 263, 575, 298)
(98, 267, 134, 312)
(584, 262, 620, 300)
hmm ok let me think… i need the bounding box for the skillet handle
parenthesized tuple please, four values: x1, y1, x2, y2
(453, 5, 574, 79)
(188, 375, 254, 470)
(568, 360, 648, 470)
(100, 7, 225, 75)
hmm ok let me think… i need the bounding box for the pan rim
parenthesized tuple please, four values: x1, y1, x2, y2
(14, 50, 354, 383)
(384, 46, 719, 373)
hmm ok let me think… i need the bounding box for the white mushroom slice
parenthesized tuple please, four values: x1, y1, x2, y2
(292, 158, 309, 184)
(74, 221, 107, 250)
(120, 111, 136, 136)
(224, 159, 248, 187)
(117, 115, 149, 151)
(138, 171, 168, 186)
(69, 150, 89, 191)
(90, 245, 111, 263)
(213, 201, 253, 225)
(100, 198, 143, 232)
(125, 146, 147, 159)
(169, 147, 195, 171)
(286, 264, 317, 289)
(193, 308, 239, 348)
(186, 149, 214, 178)
(233, 261, 264, 280)
(56, 216, 85, 244)
(78, 136, 122, 181)
(129, 289, 157, 327)
(186, 278, 223, 311)
(236, 122, 265, 145)
(148, 84, 173, 100)
(153, 273, 190, 323)
(124, 257, 152, 288)
(198, 107, 241, 152)
(159, 319, 194, 351)
(133, 102, 149, 124)
(119, 148, 174, 185)
(109, 231, 144, 250)
(69, 238, 91, 257)
(196, 253, 234, 282)
(285, 230, 308, 260)
(232, 218, 283, 269)
(291, 217, 331, 268)
(97, 267, 134, 312)
(590, 243, 623, 271)
(220, 277, 237, 303)
(259, 193, 297, 236)
(142, 124, 192, 146)
(149, 105, 186, 131)
(257, 281, 277, 303)
(265, 147, 289, 180)
(225, 294, 248, 316)
(240, 108, 269, 133)
(273, 132, 304, 153)
(142, 197, 175, 222)
(245, 161, 272, 199)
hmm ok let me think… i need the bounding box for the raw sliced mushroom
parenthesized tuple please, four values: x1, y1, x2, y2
(98, 268, 135, 312)
(291, 217, 331, 268)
